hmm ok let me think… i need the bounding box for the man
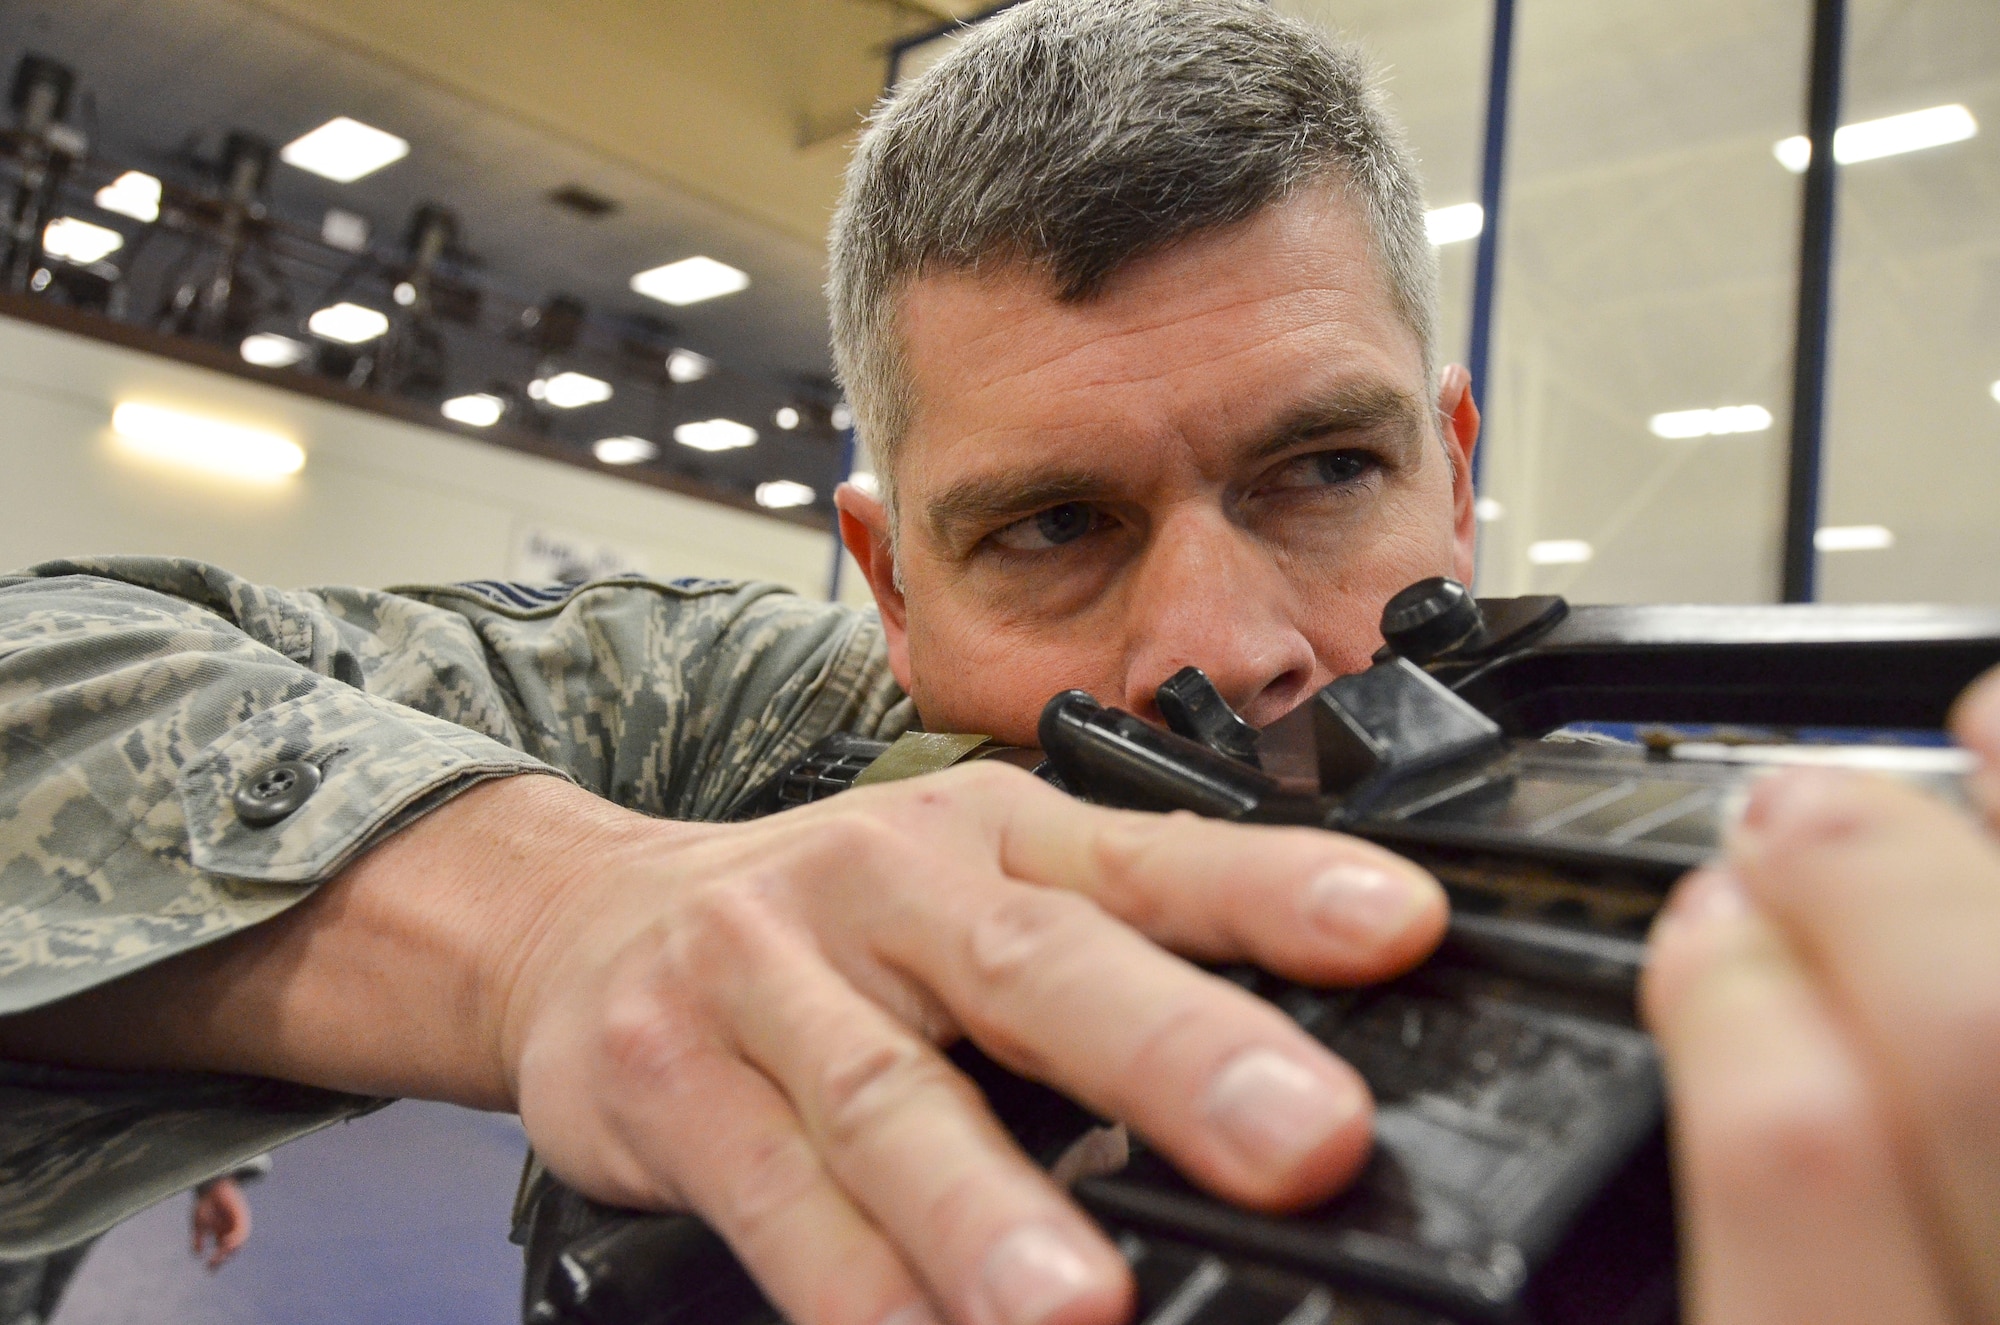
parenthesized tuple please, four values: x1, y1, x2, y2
(0, 3, 1994, 1324)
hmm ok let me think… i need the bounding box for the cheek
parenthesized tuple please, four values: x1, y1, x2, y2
(1283, 488, 1461, 674)
(902, 603, 1122, 745)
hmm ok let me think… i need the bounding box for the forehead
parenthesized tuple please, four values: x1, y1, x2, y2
(892, 186, 1425, 496)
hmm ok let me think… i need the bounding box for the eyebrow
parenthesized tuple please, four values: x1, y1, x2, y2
(924, 381, 1430, 549)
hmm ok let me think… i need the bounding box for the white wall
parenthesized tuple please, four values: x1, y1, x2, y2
(0, 313, 873, 600)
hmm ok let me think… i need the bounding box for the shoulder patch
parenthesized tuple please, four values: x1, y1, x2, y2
(449, 580, 587, 611)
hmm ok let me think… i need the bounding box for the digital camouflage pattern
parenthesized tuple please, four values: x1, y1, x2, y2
(0, 557, 910, 1255)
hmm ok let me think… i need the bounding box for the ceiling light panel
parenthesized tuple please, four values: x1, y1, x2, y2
(1774, 103, 1977, 172)
(94, 171, 160, 223)
(756, 480, 816, 509)
(1527, 539, 1593, 565)
(665, 349, 714, 383)
(281, 116, 410, 183)
(1425, 203, 1484, 246)
(529, 372, 614, 409)
(631, 256, 749, 307)
(593, 436, 658, 465)
(42, 217, 123, 265)
(1815, 524, 1894, 551)
(673, 418, 758, 452)
(240, 333, 308, 368)
(307, 302, 390, 344)
(441, 393, 505, 427)
(1648, 405, 1773, 438)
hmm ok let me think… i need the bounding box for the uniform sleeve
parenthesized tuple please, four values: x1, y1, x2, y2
(0, 556, 907, 1254)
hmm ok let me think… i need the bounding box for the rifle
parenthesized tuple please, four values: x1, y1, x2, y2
(518, 577, 2000, 1325)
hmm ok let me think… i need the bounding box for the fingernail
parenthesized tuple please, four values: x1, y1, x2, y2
(979, 1224, 1099, 1325)
(1306, 863, 1427, 946)
(1204, 1047, 1361, 1176)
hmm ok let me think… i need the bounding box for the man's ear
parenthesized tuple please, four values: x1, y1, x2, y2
(834, 481, 914, 692)
(1437, 364, 1482, 587)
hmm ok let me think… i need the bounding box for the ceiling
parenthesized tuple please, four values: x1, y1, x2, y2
(1, 0, 1993, 604)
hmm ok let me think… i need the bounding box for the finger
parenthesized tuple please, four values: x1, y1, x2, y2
(856, 857, 1375, 1212)
(1641, 867, 1956, 1325)
(873, 763, 1446, 985)
(703, 905, 1133, 1325)
(1949, 663, 2000, 831)
(617, 1048, 934, 1325)
(1727, 767, 2000, 1313)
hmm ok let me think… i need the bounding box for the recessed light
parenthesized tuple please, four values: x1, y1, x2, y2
(1815, 524, 1894, 552)
(111, 402, 304, 482)
(1474, 497, 1504, 522)
(280, 116, 410, 183)
(1774, 103, 1976, 172)
(392, 281, 416, 307)
(528, 372, 614, 409)
(593, 436, 659, 465)
(94, 171, 160, 223)
(1425, 202, 1484, 246)
(673, 418, 758, 452)
(307, 302, 390, 344)
(42, 217, 123, 265)
(1648, 404, 1773, 439)
(441, 393, 506, 427)
(1527, 539, 1593, 565)
(774, 406, 800, 430)
(756, 479, 816, 509)
(240, 333, 308, 368)
(665, 349, 714, 383)
(630, 256, 749, 307)
(830, 403, 854, 432)
(321, 208, 370, 253)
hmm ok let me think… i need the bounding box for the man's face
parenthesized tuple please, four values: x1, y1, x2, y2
(837, 185, 1479, 747)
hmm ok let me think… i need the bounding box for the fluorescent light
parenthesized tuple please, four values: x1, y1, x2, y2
(1989, 379, 2000, 404)
(630, 256, 749, 307)
(1527, 539, 1593, 565)
(774, 406, 800, 430)
(1774, 104, 1976, 172)
(1474, 497, 1505, 522)
(94, 171, 160, 223)
(240, 333, 308, 368)
(528, 372, 613, 409)
(665, 349, 714, 383)
(111, 402, 304, 482)
(441, 393, 505, 427)
(42, 217, 123, 265)
(756, 479, 816, 509)
(592, 436, 658, 465)
(280, 116, 409, 183)
(1649, 404, 1774, 439)
(321, 208, 370, 253)
(307, 302, 389, 344)
(1425, 202, 1484, 246)
(673, 418, 758, 452)
(1815, 524, 1894, 552)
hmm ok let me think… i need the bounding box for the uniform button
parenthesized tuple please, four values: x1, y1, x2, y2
(233, 759, 322, 827)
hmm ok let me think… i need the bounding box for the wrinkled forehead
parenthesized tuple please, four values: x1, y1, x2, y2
(888, 187, 1427, 499)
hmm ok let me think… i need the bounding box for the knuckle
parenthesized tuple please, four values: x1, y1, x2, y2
(966, 888, 1099, 986)
(717, 1129, 825, 1247)
(672, 881, 792, 984)
(817, 1038, 968, 1151)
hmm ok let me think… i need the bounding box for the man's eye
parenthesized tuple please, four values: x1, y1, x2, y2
(1261, 448, 1376, 493)
(990, 502, 1104, 551)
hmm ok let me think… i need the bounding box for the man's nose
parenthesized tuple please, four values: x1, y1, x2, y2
(1119, 508, 1320, 728)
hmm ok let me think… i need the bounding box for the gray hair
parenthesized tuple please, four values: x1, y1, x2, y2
(827, 0, 1439, 514)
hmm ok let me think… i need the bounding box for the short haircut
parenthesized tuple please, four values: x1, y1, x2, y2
(827, 0, 1439, 513)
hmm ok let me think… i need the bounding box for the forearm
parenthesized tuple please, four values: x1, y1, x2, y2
(0, 775, 666, 1109)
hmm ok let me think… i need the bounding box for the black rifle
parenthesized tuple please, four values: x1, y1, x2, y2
(517, 577, 2000, 1325)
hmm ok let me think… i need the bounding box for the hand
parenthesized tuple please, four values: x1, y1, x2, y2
(1642, 664, 2000, 1325)
(499, 763, 1445, 1325)
(190, 1177, 251, 1271)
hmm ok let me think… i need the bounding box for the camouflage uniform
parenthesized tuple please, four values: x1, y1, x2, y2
(0, 557, 910, 1258)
